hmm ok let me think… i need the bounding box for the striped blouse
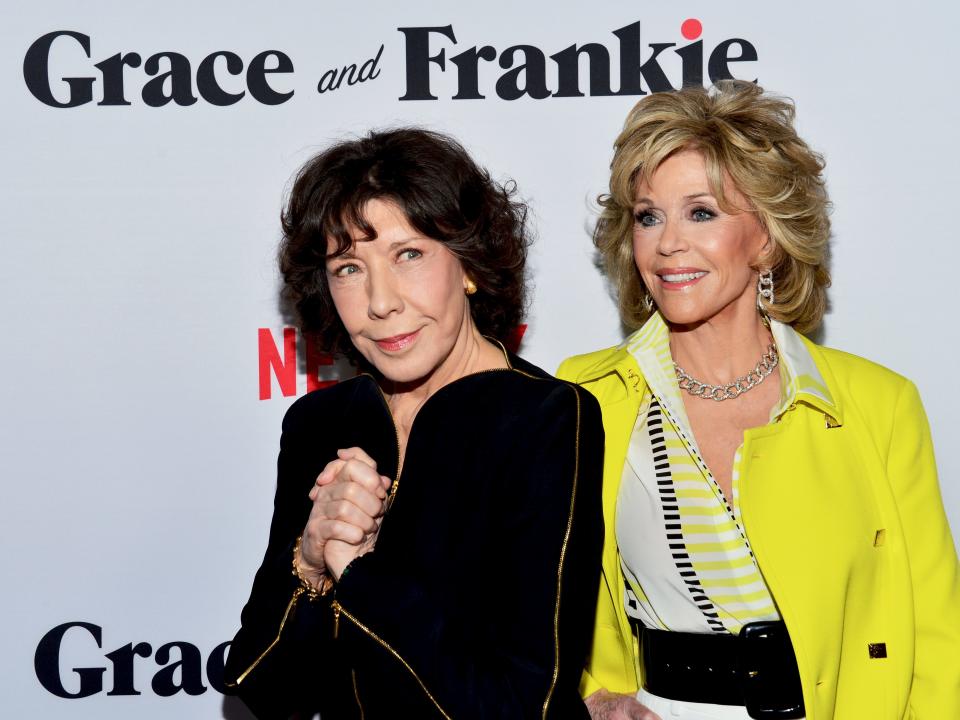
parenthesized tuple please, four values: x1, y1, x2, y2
(616, 312, 835, 634)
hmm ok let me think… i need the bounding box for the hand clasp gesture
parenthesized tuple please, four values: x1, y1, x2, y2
(297, 447, 392, 586)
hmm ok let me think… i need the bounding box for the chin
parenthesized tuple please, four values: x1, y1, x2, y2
(364, 352, 437, 385)
(657, 304, 711, 327)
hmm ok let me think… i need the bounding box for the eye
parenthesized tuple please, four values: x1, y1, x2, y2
(331, 263, 360, 278)
(690, 206, 716, 222)
(398, 248, 423, 261)
(634, 210, 660, 228)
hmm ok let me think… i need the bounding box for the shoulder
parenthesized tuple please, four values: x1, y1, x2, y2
(810, 341, 906, 385)
(804, 339, 923, 429)
(556, 344, 625, 383)
(449, 354, 602, 432)
(503, 354, 602, 417)
(808, 340, 914, 400)
(280, 374, 373, 434)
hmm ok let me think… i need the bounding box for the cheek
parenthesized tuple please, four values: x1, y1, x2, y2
(412, 253, 466, 321)
(632, 231, 656, 277)
(328, 282, 365, 334)
(419, 273, 464, 324)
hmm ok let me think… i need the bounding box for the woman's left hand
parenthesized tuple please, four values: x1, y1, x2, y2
(311, 447, 391, 579)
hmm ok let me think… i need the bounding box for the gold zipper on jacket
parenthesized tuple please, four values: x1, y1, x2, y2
(332, 600, 453, 720)
(365, 363, 513, 515)
(333, 597, 341, 638)
(347, 359, 577, 719)
(351, 669, 366, 719)
(540, 384, 581, 720)
(362, 374, 403, 513)
(231, 586, 305, 686)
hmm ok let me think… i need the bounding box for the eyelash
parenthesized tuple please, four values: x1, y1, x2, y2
(330, 247, 423, 277)
(332, 263, 359, 278)
(633, 206, 716, 227)
(634, 210, 659, 227)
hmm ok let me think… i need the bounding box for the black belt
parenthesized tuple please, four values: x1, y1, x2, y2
(638, 621, 805, 719)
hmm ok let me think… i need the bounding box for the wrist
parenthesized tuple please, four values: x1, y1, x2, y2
(292, 535, 334, 599)
(329, 552, 364, 584)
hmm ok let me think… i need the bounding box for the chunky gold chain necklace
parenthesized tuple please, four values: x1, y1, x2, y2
(674, 344, 779, 401)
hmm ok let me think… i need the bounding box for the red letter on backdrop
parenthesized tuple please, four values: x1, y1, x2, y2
(305, 334, 337, 392)
(258, 328, 297, 400)
(505, 324, 528, 354)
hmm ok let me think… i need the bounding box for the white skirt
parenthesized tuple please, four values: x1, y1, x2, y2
(636, 687, 805, 720)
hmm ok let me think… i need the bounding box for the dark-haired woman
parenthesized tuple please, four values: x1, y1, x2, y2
(224, 128, 604, 719)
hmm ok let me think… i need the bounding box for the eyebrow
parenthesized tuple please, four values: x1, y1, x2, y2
(325, 249, 358, 266)
(328, 236, 422, 261)
(635, 192, 714, 205)
(387, 237, 424, 249)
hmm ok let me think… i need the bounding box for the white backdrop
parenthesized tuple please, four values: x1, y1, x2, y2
(2, 2, 957, 717)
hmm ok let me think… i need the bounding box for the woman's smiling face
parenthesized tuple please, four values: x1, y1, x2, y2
(326, 198, 473, 385)
(632, 149, 771, 328)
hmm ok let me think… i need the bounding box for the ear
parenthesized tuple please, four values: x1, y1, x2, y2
(753, 227, 774, 268)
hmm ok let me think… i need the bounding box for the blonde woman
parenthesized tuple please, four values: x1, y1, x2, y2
(559, 83, 960, 719)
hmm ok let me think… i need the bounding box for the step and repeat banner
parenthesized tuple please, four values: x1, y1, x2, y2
(2, 1, 957, 718)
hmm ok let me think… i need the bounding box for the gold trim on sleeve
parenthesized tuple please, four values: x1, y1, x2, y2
(233, 587, 305, 686)
(540, 385, 581, 719)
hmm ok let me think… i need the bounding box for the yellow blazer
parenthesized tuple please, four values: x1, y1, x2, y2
(558, 335, 960, 719)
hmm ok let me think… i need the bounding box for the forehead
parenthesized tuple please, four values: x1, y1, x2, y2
(637, 149, 708, 192)
(352, 198, 414, 234)
(326, 198, 418, 253)
(635, 149, 751, 209)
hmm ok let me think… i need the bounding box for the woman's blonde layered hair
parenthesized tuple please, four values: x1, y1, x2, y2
(595, 81, 831, 333)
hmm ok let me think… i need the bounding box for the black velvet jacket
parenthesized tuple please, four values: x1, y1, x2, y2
(224, 354, 604, 719)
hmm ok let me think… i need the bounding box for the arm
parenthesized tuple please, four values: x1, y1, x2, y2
(887, 380, 960, 716)
(333, 383, 605, 718)
(224, 415, 355, 720)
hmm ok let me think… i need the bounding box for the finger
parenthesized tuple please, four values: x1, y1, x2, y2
(315, 458, 347, 488)
(336, 458, 388, 498)
(317, 518, 367, 545)
(380, 474, 392, 491)
(309, 466, 343, 501)
(321, 499, 380, 535)
(337, 447, 377, 470)
(324, 480, 386, 517)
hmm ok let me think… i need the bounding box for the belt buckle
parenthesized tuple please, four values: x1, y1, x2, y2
(738, 621, 805, 719)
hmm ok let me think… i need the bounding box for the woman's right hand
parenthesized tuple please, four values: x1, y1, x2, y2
(585, 689, 661, 720)
(297, 447, 392, 586)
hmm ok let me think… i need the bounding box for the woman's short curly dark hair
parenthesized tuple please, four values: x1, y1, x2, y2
(279, 128, 530, 356)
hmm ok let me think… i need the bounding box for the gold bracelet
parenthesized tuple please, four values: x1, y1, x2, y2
(292, 535, 334, 600)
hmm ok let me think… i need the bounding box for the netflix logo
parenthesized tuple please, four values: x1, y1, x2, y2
(257, 328, 354, 401)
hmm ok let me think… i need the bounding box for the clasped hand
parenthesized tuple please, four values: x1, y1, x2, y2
(297, 447, 392, 585)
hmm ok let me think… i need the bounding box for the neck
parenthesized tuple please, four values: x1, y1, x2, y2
(668, 298, 772, 384)
(384, 315, 506, 425)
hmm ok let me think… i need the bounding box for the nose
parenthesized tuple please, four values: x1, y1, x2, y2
(366, 263, 404, 319)
(656, 217, 688, 256)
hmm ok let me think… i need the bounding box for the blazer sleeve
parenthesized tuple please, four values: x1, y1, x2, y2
(223, 409, 355, 720)
(887, 379, 960, 716)
(333, 383, 605, 719)
(557, 357, 642, 700)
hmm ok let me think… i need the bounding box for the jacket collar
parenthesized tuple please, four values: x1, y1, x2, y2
(769, 319, 843, 425)
(575, 312, 843, 425)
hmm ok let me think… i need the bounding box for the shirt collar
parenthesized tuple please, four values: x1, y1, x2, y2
(768, 317, 838, 420)
(623, 311, 840, 425)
